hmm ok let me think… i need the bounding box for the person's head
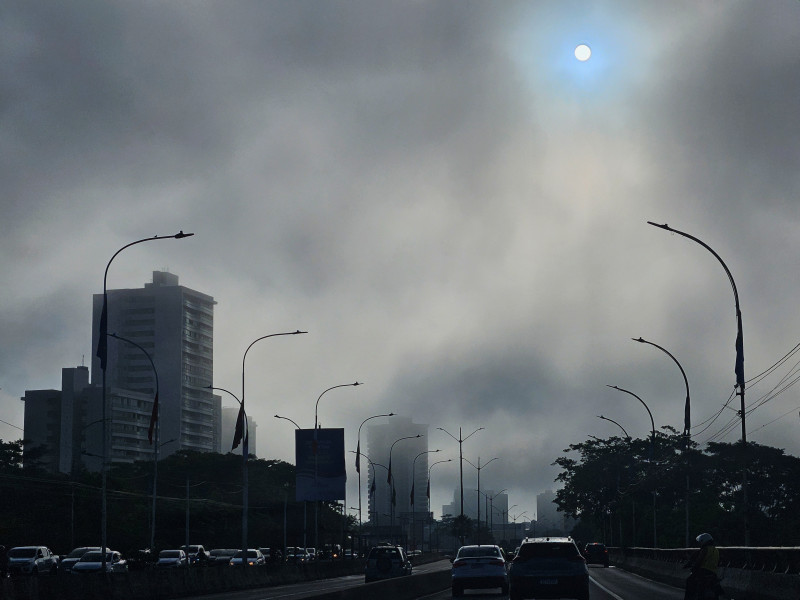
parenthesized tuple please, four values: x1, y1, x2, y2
(695, 533, 714, 547)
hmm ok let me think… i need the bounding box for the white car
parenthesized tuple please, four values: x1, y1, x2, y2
(6, 546, 59, 576)
(451, 544, 509, 597)
(71, 550, 128, 574)
(157, 549, 188, 569)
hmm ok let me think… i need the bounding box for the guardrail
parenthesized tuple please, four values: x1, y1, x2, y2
(610, 546, 800, 574)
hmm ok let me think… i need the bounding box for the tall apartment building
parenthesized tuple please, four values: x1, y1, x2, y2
(366, 416, 428, 524)
(87, 271, 220, 465)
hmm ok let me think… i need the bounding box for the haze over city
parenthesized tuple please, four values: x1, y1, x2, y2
(2, 1, 799, 521)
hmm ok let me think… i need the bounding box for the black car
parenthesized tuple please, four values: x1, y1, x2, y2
(583, 542, 609, 567)
(508, 537, 589, 600)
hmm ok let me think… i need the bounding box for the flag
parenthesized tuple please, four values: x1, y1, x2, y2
(232, 403, 245, 451)
(410, 481, 415, 507)
(96, 298, 108, 370)
(735, 327, 745, 391)
(148, 392, 159, 444)
(387, 457, 392, 484)
(369, 476, 376, 497)
(426, 477, 430, 500)
(683, 394, 691, 438)
(391, 486, 396, 506)
(355, 439, 360, 474)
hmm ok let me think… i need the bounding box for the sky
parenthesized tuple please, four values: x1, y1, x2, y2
(2, 1, 799, 521)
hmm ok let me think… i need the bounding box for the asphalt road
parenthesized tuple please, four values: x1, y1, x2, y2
(416, 565, 686, 600)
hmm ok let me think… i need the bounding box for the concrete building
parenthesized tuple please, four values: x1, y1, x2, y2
(536, 489, 576, 536)
(88, 271, 219, 464)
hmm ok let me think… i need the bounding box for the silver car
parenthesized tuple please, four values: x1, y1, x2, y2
(6, 546, 59, 576)
(364, 545, 412, 583)
(451, 544, 509, 596)
(71, 550, 128, 574)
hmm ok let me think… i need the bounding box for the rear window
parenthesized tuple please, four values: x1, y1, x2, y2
(458, 546, 501, 558)
(517, 542, 580, 560)
(369, 547, 399, 559)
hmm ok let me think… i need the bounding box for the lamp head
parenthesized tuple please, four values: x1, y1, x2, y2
(174, 231, 194, 239)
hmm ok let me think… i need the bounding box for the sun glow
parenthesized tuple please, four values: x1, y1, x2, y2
(574, 44, 592, 61)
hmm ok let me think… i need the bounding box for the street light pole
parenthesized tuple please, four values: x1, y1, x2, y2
(437, 426, 483, 518)
(411, 449, 440, 551)
(633, 336, 692, 547)
(426, 458, 452, 552)
(97, 230, 193, 570)
(597, 415, 631, 440)
(356, 413, 395, 529)
(607, 384, 657, 547)
(388, 434, 422, 542)
(648, 220, 748, 544)
(107, 332, 162, 552)
(240, 330, 307, 566)
(463, 456, 499, 543)
(312, 382, 362, 550)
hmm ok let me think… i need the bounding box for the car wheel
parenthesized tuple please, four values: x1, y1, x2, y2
(452, 585, 463, 597)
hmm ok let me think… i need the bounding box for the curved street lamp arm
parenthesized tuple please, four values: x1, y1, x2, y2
(274, 414, 301, 429)
(597, 414, 631, 440)
(428, 458, 452, 474)
(206, 385, 241, 405)
(103, 232, 194, 290)
(648, 222, 744, 392)
(462, 427, 485, 442)
(607, 385, 656, 456)
(241, 331, 307, 405)
(314, 382, 362, 429)
(633, 336, 691, 435)
(108, 333, 159, 401)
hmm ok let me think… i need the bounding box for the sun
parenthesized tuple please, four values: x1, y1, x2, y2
(574, 44, 592, 62)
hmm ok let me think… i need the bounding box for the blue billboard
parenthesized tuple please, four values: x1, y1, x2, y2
(295, 428, 346, 501)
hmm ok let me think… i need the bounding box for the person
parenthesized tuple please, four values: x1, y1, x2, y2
(684, 533, 720, 599)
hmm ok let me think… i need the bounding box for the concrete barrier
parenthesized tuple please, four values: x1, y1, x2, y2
(610, 549, 800, 600)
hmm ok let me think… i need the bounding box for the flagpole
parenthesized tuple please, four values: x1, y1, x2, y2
(426, 459, 452, 552)
(97, 231, 193, 571)
(388, 435, 422, 543)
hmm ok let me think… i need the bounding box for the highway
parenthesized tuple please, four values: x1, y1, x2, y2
(416, 565, 686, 600)
(181, 562, 688, 600)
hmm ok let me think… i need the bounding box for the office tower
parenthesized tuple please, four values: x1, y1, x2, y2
(89, 271, 218, 464)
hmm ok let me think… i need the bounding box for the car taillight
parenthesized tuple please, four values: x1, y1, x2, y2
(453, 560, 469, 568)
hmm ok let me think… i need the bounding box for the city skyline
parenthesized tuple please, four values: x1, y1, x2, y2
(2, 1, 800, 523)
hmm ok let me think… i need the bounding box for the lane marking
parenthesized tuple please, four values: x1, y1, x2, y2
(590, 575, 626, 600)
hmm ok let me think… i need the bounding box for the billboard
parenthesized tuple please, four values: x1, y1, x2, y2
(295, 428, 346, 501)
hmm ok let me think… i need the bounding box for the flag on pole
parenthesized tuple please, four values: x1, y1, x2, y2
(232, 403, 245, 451)
(148, 392, 159, 444)
(426, 477, 430, 500)
(410, 481, 415, 507)
(355, 439, 361, 473)
(369, 476, 376, 497)
(387, 457, 392, 484)
(96, 299, 108, 370)
(735, 328, 745, 391)
(391, 486, 396, 506)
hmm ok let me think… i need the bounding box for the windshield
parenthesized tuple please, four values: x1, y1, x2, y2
(160, 551, 182, 558)
(8, 548, 37, 559)
(81, 552, 113, 562)
(66, 548, 94, 558)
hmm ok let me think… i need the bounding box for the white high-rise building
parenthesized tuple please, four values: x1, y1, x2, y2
(89, 271, 220, 464)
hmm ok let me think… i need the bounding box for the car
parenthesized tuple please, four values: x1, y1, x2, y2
(157, 549, 188, 569)
(286, 547, 311, 563)
(59, 547, 107, 573)
(229, 548, 265, 567)
(451, 544, 509, 597)
(584, 542, 609, 567)
(180, 544, 209, 566)
(6, 546, 59, 576)
(71, 550, 128, 574)
(507, 537, 589, 600)
(305, 547, 317, 561)
(258, 547, 272, 562)
(364, 544, 412, 583)
(208, 548, 238, 566)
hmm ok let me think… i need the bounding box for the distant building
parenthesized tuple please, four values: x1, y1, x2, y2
(536, 489, 575, 536)
(90, 271, 219, 463)
(366, 416, 428, 525)
(442, 488, 508, 526)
